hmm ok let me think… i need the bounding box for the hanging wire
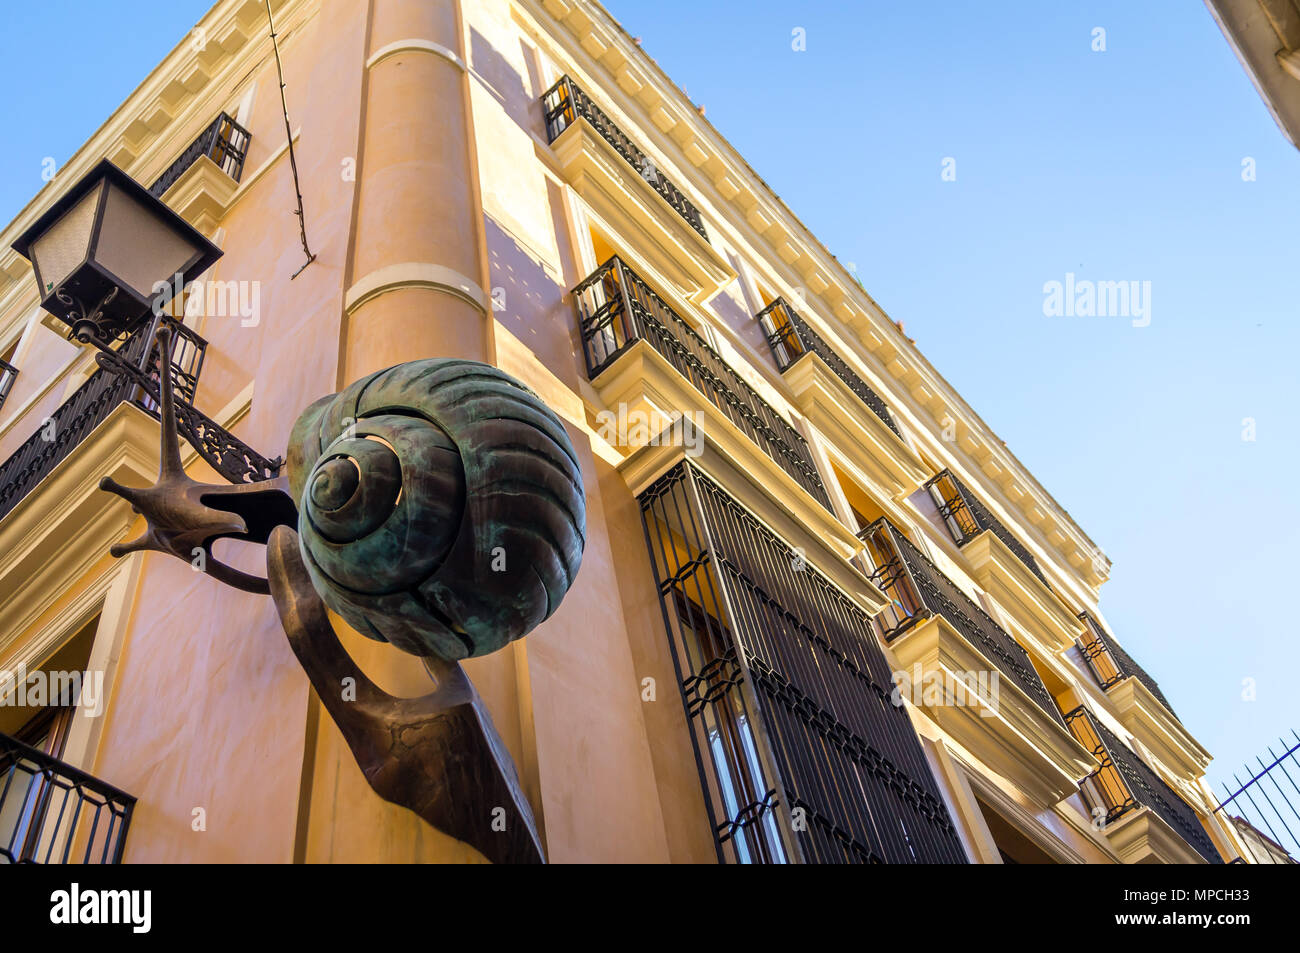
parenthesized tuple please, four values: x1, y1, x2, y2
(265, 0, 315, 278)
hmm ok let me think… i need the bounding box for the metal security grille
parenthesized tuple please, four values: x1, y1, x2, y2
(573, 257, 833, 510)
(924, 470, 1049, 586)
(542, 75, 708, 240)
(1215, 733, 1300, 863)
(1076, 611, 1177, 717)
(755, 297, 901, 437)
(861, 517, 1065, 728)
(639, 463, 967, 863)
(0, 732, 135, 863)
(1064, 707, 1223, 864)
(149, 112, 251, 198)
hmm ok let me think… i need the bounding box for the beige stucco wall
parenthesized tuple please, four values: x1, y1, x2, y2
(0, 0, 1239, 865)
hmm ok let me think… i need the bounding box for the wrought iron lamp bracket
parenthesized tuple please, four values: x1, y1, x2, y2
(73, 308, 283, 485)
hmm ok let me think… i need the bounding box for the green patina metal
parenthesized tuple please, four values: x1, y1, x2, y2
(286, 359, 587, 661)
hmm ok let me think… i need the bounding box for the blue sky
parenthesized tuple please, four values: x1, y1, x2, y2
(0, 2, 1294, 814)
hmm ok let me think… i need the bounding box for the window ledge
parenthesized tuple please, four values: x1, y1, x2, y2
(1108, 677, 1212, 782)
(549, 118, 734, 304)
(1104, 806, 1214, 864)
(781, 349, 928, 496)
(602, 340, 885, 616)
(887, 613, 1097, 812)
(158, 154, 239, 233)
(960, 529, 1082, 653)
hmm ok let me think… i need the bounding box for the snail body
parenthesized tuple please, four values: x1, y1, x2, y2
(286, 359, 585, 660)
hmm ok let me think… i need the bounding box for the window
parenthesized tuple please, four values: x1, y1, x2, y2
(639, 464, 967, 863)
(975, 798, 1058, 864)
(927, 471, 980, 543)
(754, 288, 805, 370)
(1076, 611, 1124, 690)
(0, 339, 18, 413)
(0, 614, 98, 863)
(1063, 707, 1136, 825)
(859, 519, 926, 638)
(672, 591, 787, 864)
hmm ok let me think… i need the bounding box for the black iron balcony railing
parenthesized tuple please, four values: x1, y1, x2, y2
(860, 517, 1064, 726)
(0, 357, 17, 414)
(1076, 611, 1124, 692)
(925, 469, 1049, 586)
(1077, 611, 1177, 718)
(0, 732, 135, 863)
(756, 297, 901, 438)
(639, 463, 967, 863)
(149, 111, 251, 198)
(573, 257, 832, 510)
(1064, 707, 1221, 863)
(542, 75, 709, 240)
(0, 318, 273, 524)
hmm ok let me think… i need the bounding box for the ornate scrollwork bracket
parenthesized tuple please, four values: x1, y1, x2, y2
(81, 315, 282, 485)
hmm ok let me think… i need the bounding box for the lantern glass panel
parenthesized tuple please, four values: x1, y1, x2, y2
(95, 180, 204, 303)
(29, 181, 103, 297)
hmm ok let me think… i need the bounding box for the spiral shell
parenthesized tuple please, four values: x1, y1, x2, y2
(286, 360, 586, 660)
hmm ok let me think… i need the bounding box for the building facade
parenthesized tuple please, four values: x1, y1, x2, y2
(0, 0, 1250, 863)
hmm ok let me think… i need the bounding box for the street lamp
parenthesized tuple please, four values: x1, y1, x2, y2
(11, 159, 221, 343)
(9, 158, 276, 488)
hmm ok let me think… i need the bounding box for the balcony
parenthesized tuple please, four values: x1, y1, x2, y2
(0, 316, 279, 531)
(0, 320, 199, 524)
(861, 518, 1095, 809)
(147, 112, 250, 232)
(1077, 612, 1210, 782)
(925, 469, 1082, 652)
(544, 76, 706, 239)
(542, 78, 731, 303)
(927, 470, 1046, 583)
(573, 257, 833, 512)
(0, 357, 16, 414)
(0, 732, 134, 863)
(1078, 612, 1172, 711)
(758, 297, 898, 434)
(755, 297, 928, 496)
(1064, 707, 1222, 863)
(149, 111, 250, 198)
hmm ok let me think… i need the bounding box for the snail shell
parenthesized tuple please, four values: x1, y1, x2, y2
(286, 359, 586, 660)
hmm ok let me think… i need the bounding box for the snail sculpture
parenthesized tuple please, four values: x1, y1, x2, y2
(287, 359, 585, 661)
(100, 328, 585, 864)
